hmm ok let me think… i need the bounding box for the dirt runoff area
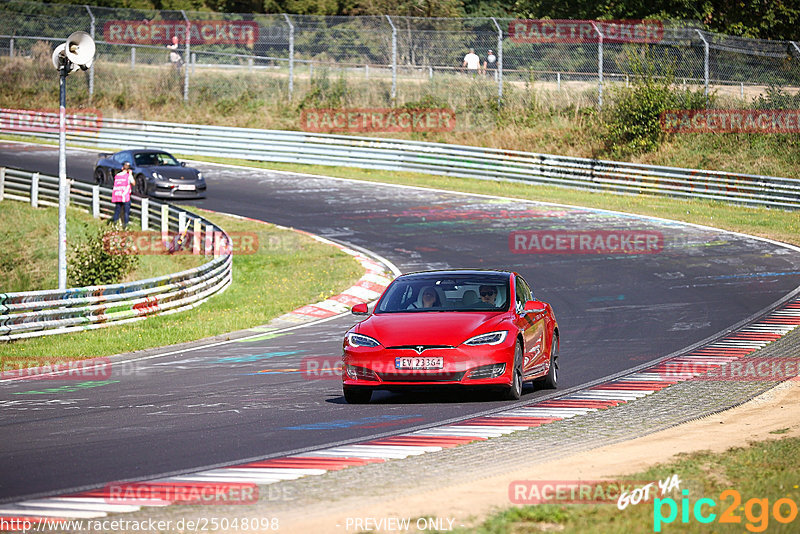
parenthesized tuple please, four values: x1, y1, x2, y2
(278, 379, 800, 533)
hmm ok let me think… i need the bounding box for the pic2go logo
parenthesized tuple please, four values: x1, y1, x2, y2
(654, 489, 798, 532)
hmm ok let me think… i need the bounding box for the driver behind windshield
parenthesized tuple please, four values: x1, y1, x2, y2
(478, 285, 498, 307)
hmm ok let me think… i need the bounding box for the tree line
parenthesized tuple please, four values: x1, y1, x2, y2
(44, 0, 800, 41)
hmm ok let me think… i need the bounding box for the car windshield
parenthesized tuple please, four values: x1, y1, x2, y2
(134, 152, 180, 167)
(375, 274, 510, 313)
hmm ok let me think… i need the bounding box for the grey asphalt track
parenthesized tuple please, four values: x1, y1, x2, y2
(1, 142, 799, 502)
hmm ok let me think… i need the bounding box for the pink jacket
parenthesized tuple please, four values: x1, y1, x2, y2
(112, 170, 134, 203)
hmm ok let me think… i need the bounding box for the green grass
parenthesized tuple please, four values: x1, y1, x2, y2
(447, 436, 800, 533)
(1, 206, 362, 364)
(0, 201, 204, 293)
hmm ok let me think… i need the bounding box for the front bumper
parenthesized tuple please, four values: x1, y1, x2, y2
(342, 341, 515, 389)
(151, 182, 206, 199)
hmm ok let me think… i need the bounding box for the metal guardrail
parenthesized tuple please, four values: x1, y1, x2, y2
(2, 110, 798, 210)
(0, 167, 233, 341)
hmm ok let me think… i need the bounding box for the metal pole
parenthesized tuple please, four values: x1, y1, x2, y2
(385, 15, 396, 102)
(791, 41, 800, 57)
(696, 30, 709, 103)
(182, 10, 190, 102)
(9, 38, 13, 57)
(131, 47, 135, 70)
(58, 63, 68, 290)
(85, 5, 95, 98)
(491, 17, 503, 102)
(591, 22, 603, 109)
(283, 14, 294, 101)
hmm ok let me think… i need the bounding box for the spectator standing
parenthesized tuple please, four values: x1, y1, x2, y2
(463, 48, 480, 75)
(111, 161, 136, 227)
(167, 35, 183, 70)
(484, 49, 497, 76)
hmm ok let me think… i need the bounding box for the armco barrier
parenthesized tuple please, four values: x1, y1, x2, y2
(2, 110, 799, 209)
(0, 167, 233, 341)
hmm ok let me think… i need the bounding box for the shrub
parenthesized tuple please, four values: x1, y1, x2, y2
(604, 47, 708, 157)
(69, 224, 139, 287)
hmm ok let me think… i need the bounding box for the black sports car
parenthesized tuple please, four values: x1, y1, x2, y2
(94, 149, 206, 199)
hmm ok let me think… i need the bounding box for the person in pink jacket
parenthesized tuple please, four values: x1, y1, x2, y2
(111, 161, 136, 227)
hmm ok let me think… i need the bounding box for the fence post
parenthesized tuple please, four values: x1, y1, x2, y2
(92, 184, 99, 218)
(591, 21, 604, 109)
(161, 203, 169, 240)
(193, 218, 201, 255)
(191, 52, 196, 75)
(696, 30, 709, 104)
(557, 72, 561, 90)
(385, 15, 397, 102)
(9, 38, 13, 57)
(141, 197, 149, 230)
(131, 47, 135, 70)
(178, 211, 187, 233)
(31, 172, 39, 208)
(85, 5, 95, 98)
(0, 167, 4, 202)
(491, 17, 503, 102)
(366, 64, 370, 79)
(181, 10, 190, 102)
(205, 223, 213, 255)
(283, 13, 294, 101)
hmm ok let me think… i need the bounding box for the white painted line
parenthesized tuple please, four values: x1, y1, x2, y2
(0, 506, 106, 518)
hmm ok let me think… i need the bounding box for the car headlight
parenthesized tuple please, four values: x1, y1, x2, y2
(152, 172, 163, 180)
(464, 330, 508, 346)
(346, 332, 381, 348)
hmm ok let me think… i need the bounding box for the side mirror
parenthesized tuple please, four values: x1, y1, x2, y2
(523, 300, 546, 314)
(351, 303, 369, 316)
(180, 161, 187, 167)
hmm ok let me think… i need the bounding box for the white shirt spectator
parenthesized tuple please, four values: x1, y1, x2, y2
(463, 51, 480, 71)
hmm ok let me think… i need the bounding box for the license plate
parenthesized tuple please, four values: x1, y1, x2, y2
(178, 184, 196, 191)
(395, 357, 444, 370)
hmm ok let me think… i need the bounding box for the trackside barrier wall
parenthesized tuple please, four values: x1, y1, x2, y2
(1, 111, 798, 209)
(0, 167, 233, 341)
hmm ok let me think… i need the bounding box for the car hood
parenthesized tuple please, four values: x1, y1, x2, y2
(356, 312, 507, 347)
(148, 167, 199, 181)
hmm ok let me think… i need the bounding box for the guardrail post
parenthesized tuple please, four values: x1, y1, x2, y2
(205, 223, 213, 255)
(131, 47, 135, 70)
(192, 218, 201, 255)
(178, 211, 187, 234)
(385, 15, 397, 102)
(31, 172, 39, 208)
(141, 198, 149, 230)
(92, 184, 99, 218)
(161, 203, 169, 241)
(0, 167, 5, 202)
(283, 13, 294, 101)
(9, 38, 13, 58)
(213, 230, 221, 258)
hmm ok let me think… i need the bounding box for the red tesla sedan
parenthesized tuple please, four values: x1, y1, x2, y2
(342, 270, 559, 403)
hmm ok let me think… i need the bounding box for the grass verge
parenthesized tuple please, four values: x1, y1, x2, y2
(1, 206, 362, 364)
(451, 436, 800, 533)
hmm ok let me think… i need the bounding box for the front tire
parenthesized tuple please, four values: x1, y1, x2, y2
(503, 341, 523, 400)
(343, 386, 372, 404)
(135, 174, 147, 197)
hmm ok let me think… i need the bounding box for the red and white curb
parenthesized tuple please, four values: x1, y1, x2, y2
(2, 299, 798, 526)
